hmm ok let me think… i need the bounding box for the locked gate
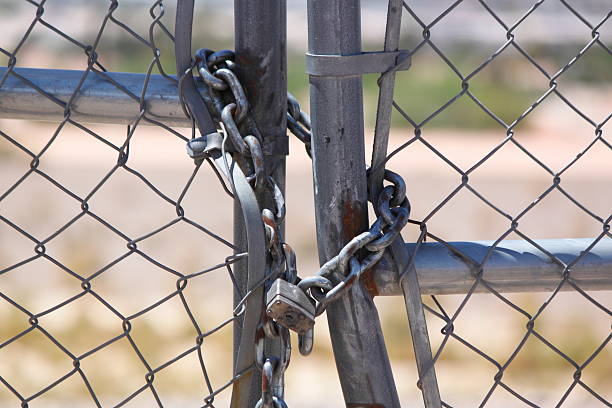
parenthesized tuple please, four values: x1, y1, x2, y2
(0, 1, 610, 407)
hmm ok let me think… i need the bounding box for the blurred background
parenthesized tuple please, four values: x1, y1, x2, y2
(0, 0, 610, 407)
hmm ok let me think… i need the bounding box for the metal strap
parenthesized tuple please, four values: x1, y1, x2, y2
(214, 153, 267, 408)
(389, 235, 442, 407)
(175, 0, 217, 135)
(305, 50, 411, 77)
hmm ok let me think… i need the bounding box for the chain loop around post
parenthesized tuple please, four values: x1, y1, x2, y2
(187, 48, 295, 408)
(185, 49, 411, 407)
(286, 93, 411, 317)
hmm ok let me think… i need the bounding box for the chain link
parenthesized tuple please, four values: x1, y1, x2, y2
(186, 48, 293, 408)
(287, 97, 411, 317)
(286, 93, 312, 157)
(185, 49, 410, 405)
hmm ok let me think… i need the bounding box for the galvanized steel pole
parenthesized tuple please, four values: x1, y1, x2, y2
(371, 238, 612, 296)
(307, 1, 400, 406)
(0, 67, 200, 127)
(233, 0, 288, 406)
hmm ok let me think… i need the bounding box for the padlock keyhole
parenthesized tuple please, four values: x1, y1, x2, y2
(284, 312, 296, 323)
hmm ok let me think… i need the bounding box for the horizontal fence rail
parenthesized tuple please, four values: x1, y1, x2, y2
(0, 67, 197, 127)
(372, 238, 612, 296)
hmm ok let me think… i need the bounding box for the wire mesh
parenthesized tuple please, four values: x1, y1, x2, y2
(0, 1, 248, 406)
(370, 1, 611, 406)
(1, 0, 611, 407)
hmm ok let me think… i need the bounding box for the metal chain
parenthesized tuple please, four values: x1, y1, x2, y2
(185, 48, 292, 408)
(286, 97, 411, 317)
(286, 93, 312, 157)
(184, 49, 411, 404)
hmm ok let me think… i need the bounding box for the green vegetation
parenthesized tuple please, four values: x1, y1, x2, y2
(363, 66, 539, 129)
(287, 52, 541, 130)
(286, 42, 609, 130)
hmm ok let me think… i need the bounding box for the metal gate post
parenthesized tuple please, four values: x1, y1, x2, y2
(233, 0, 288, 406)
(307, 1, 401, 406)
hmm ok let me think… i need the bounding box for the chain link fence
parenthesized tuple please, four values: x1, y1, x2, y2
(367, 1, 611, 406)
(1, 0, 611, 407)
(0, 1, 249, 406)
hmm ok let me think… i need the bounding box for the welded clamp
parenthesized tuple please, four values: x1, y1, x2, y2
(185, 132, 224, 162)
(305, 50, 411, 77)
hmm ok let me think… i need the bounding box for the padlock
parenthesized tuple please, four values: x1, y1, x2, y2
(266, 278, 315, 335)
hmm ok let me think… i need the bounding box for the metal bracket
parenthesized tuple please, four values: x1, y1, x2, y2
(305, 50, 411, 77)
(186, 132, 224, 162)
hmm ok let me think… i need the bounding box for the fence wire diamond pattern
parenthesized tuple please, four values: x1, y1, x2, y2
(372, 1, 611, 406)
(0, 1, 247, 407)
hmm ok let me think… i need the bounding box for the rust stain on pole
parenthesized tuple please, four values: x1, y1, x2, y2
(341, 198, 367, 242)
(360, 268, 380, 298)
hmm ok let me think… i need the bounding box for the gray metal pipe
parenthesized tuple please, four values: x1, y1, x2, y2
(307, 0, 401, 406)
(371, 238, 612, 296)
(0, 67, 197, 127)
